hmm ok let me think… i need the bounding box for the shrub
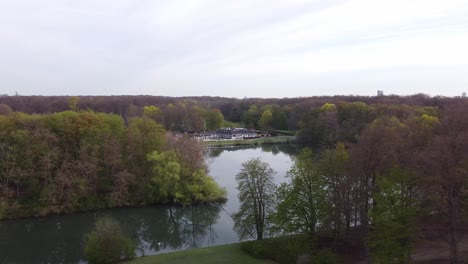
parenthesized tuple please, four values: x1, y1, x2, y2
(85, 216, 135, 264)
(314, 249, 337, 264)
(240, 235, 310, 264)
(240, 235, 337, 264)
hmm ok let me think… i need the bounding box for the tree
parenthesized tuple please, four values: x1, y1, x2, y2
(85, 216, 135, 264)
(319, 142, 352, 240)
(349, 117, 405, 259)
(68, 96, 80, 111)
(420, 103, 468, 264)
(233, 158, 276, 240)
(143, 105, 163, 124)
(369, 168, 419, 264)
(258, 110, 273, 130)
(0, 103, 13, 115)
(243, 105, 260, 129)
(205, 108, 224, 130)
(273, 148, 329, 247)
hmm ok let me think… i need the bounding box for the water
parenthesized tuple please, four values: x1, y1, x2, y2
(0, 144, 300, 264)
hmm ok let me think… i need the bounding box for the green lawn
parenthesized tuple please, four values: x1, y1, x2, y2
(121, 243, 275, 264)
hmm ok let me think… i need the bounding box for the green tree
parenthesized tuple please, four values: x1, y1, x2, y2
(320, 142, 351, 239)
(369, 168, 418, 264)
(233, 158, 276, 240)
(258, 110, 273, 130)
(273, 148, 330, 247)
(271, 108, 288, 130)
(85, 216, 135, 264)
(147, 150, 181, 203)
(205, 108, 224, 130)
(143, 105, 163, 123)
(320, 103, 337, 112)
(243, 105, 260, 129)
(68, 96, 80, 111)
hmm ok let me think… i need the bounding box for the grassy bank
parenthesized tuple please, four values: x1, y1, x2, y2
(202, 136, 296, 147)
(121, 243, 274, 264)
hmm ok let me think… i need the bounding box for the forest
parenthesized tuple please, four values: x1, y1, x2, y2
(0, 108, 226, 219)
(227, 99, 468, 263)
(0, 95, 467, 263)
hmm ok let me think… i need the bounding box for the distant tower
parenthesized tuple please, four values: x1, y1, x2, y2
(463, 92, 466, 98)
(377, 90, 384, 96)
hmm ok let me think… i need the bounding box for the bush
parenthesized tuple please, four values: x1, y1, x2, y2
(240, 235, 311, 264)
(314, 249, 337, 264)
(240, 235, 337, 264)
(85, 216, 135, 264)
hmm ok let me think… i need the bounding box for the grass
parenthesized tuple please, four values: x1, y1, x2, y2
(121, 243, 275, 264)
(202, 136, 296, 147)
(272, 130, 296, 136)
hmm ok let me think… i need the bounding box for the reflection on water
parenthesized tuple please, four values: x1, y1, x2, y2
(0, 144, 299, 264)
(206, 144, 300, 158)
(0, 205, 223, 264)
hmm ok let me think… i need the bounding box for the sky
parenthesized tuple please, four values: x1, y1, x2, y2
(1, 0, 468, 98)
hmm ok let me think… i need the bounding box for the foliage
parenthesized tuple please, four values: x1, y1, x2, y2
(272, 148, 330, 241)
(233, 158, 276, 240)
(240, 235, 311, 264)
(314, 249, 338, 264)
(258, 110, 273, 130)
(85, 216, 135, 264)
(240, 235, 337, 264)
(0, 110, 225, 219)
(319, 142, 351, 239)
(368, 168, 419, 264)
(205, 108, 224, 130)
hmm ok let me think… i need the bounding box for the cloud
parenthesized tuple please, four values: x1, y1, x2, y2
(0, 0, 467, 96)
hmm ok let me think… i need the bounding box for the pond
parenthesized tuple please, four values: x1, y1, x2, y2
(0, 144, 301, 264)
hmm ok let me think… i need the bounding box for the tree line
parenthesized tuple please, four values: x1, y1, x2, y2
(0, 109, 226, 219)
(233, 102, 468, 263)
(1, 94, 464, 132)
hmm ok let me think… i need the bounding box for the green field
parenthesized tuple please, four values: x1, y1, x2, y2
(121, 243, 275, 264)
(202, 136, 296, 146)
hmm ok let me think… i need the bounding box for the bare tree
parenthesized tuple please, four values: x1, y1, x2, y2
(420, 103, 468, 264)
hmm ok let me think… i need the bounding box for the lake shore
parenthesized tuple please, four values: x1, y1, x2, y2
(202, 136, 296, 147)
(120, 243, 274, 264)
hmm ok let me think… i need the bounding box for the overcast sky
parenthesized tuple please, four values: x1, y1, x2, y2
(1, 0, 468, 98)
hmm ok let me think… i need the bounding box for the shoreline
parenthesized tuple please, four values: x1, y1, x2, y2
(202, 136, 296, 147)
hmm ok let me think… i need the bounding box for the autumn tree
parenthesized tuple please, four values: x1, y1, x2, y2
(233, 158, 276, 240)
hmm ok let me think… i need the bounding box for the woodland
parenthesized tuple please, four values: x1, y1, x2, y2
(0, 94, 467, 263)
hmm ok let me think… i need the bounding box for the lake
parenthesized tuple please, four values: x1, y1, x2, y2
(0, 144, 300, 264)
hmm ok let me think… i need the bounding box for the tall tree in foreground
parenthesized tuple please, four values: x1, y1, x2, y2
(233, 158, 276, 240)
(273, 148, 329, 248)
(319, 142, 352, 240)
(369, 168, 419, 264)
(420, 103, 468, 264)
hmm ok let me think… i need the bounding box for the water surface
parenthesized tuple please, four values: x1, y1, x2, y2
(0, 144, 299, 264)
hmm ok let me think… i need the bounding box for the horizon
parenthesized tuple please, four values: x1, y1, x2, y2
(1, 92, 466, 99)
